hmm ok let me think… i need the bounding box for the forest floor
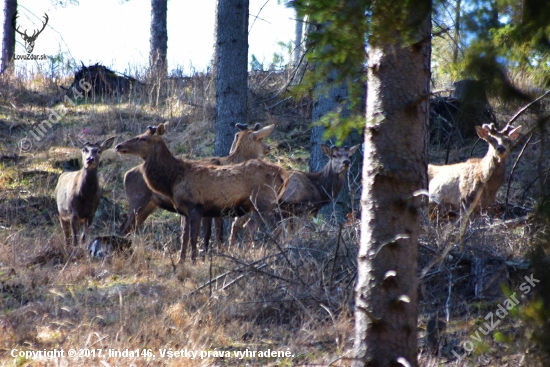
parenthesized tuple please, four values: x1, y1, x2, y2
(0, 67, 549, 366)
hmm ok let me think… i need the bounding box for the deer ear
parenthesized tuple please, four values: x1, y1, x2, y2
(348, 144, 360, 156)
(476, 125, 490, 140)
(481, 123, 495, 131)
(507, 126, 522, 140)
(68, 134, 86, 149)
(252, 124, 274, 140)
(157, 123, 167, 136)
(321, 144, 332, 157)
(99, 137, 115, 151)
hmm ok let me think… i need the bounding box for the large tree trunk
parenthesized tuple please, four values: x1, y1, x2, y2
(150, 0, 167, 74)
(353, 1, 431, 366)
(1, 0, 16, 74)
(214, 0, 249, 156)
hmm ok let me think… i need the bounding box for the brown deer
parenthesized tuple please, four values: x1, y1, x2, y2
(229, 144, 359, 244)
(115, 123, 288, 263)
(119, 123, 274, 251)
(280, 144, 360, 217)
(55, 135, 115, 247)
(428, 123, 522, 214)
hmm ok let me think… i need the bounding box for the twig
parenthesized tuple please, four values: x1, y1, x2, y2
(521, 166, 550, 202)
(222, 264, 268, 291)
(329, 224, 343, 288)
(248, 0, 270, 33)
(248, 194, 307, 286)
(468, 137, 481, 158)
(505, 89, 550, 128)
(216, 253, 297, 284)
(209, 242, 213, 297)
(445, 270, 452, 323)
(187, 253, 284, 296)
(505, 132, 533, 217)
(419, 230, 475, 279)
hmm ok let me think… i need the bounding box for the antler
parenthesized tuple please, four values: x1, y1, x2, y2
(29, 13, 49, 40)
(11, 12, 25, 37)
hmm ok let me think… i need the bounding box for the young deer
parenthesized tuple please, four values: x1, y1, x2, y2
(115, 123, 288, 263)
(428, 123, 521, 214)
(55, 135, 115, 246)
(280, 144, 360, 217)
(229, 144, 359, 245)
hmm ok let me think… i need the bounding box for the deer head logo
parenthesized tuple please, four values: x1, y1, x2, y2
(12, 12, 49, 54)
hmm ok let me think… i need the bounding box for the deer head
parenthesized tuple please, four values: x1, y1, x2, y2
(69, 135, 115, 170)
(321, 144, 360, 175)
(12, 12, 49, 54)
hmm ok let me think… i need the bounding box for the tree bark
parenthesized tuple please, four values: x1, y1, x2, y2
(309, 72, 348, 173)
(452, 0, 461, 63)
(353, 1, 431, 366)
(2, 0, 16, 74)
(293, 9, 304, 67)
(150, 0, 167, 75)
(214, 0, 249, 156)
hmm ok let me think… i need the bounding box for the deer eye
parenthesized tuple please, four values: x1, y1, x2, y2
(82, 147, 88, 153)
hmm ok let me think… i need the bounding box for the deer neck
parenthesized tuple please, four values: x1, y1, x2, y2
(77, 167, 99, 197)
(310, 163, 345, 201)
(480, 146, 503, 184)
(142, 141, 181, 199)
(227, 149, 254, 164)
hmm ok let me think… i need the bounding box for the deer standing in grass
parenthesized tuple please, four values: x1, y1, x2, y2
(280, 144, 360, 217)
(55, 135, 115, 246)
(119, 123, 274, 251)
(428, 123, 521, 214)
(115, 123, 288, 263)
(230, 144, 359, 245)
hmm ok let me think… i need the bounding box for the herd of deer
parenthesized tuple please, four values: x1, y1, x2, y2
(54, 121, 522, 263)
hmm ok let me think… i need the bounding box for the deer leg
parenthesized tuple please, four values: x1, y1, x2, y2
(120, 200, 157, 235)
(201, 217, 212, 254)
(119, 209, 136, 235)
(81, 216, 93, 246)
(229, 217, 240, 249)
(214, 218, 224, 250)
(244, 217, 257, 243)
(70, 216, 80, 247)
(60, 218, 71, 246)
(179, 215, 189, 264)
(188, 210, 203, 263)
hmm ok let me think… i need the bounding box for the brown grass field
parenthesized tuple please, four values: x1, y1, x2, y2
(0, 65, 549, 366)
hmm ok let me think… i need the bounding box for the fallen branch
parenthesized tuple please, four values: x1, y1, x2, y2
(187, 252, 285, 296)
